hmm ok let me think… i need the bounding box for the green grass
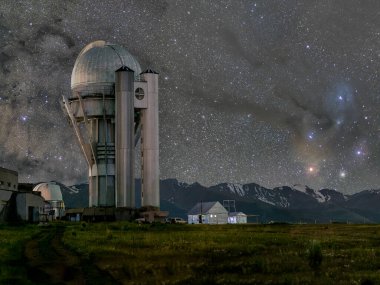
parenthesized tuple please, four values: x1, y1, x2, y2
(2, 223, 380, 284)
(0, 224, 40, 285)
(61, 223, 380, 284)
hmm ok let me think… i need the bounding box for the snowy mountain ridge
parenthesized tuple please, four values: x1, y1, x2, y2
(215, 182, 349, 208)
(63, 179, 380, 223)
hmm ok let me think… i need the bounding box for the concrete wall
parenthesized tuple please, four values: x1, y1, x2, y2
(0, 190, 13, 216)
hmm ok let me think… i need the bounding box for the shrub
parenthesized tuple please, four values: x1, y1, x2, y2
(106, 228, 113, 240)
(307, 240, 323, 270)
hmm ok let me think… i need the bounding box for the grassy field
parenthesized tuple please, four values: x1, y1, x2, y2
(0, 224, 39, 285)
(62, 223, 380, 285)
(2, 223, 380, 284)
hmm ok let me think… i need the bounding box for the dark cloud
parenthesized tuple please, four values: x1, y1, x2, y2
(35, 25, 75, 49)
(0, 52, 13, 74)
(220, 28, 265, 69)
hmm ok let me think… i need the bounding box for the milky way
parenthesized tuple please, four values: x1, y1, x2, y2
(0, 1, 379, 193)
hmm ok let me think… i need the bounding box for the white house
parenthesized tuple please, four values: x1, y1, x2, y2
(228, 212, 247, 224)
(188, 201, 228, 224)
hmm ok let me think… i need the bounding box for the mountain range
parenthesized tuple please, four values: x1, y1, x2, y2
(58, 179, 380, 223)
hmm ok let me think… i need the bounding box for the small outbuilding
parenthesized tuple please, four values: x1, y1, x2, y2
(0, 190, 45, 223)
(188, 201, 228, 224)
(228, 212, 247, 224)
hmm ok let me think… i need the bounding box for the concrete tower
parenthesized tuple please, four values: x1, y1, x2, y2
(63, 40, 160, 209)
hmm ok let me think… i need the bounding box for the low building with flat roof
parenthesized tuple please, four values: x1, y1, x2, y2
(0, 167, 18, 191)
(0, 167, 44, 223)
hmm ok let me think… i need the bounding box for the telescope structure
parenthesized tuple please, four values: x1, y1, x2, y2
(63, 40, 159, 209)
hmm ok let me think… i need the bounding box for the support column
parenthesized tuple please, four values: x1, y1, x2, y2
(141, 70, 160, 208)
(115, 66, 135, 208)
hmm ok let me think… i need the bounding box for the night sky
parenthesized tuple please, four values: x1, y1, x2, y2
(0, 1, 379, 194)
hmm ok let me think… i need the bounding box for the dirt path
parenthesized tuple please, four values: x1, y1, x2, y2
(24, 225, 117, 285)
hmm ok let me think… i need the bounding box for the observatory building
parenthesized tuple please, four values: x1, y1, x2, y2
(63, 40, 160, 211)
(33, 182, 65, 219)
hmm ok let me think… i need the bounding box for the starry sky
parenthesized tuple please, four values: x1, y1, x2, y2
(0, 0, 379, 194)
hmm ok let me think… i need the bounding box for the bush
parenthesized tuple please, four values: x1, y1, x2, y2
(106, 228, 113, 240)
(307, 240, 323, 270)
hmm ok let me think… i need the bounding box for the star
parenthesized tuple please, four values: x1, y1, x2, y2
(307, 132, 315, 140)
(308, 167, 316, 174)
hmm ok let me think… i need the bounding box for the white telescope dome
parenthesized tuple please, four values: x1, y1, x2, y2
(33, 182, 63, 201)
(71, 40, 141, 93)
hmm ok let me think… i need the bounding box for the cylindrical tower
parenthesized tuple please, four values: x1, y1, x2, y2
(115, 66, 135, 208)
(65, 41, 141, 207)
(141, 70, 160, 208)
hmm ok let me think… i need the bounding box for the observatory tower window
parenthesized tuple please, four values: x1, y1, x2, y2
(135, 88, 144, 100)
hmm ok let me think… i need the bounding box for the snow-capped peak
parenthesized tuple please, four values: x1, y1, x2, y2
(227, 183, 246, 196)
(293, 184, 326, 203)
(293, 184, 309, 193)
(67, 186, 79, 194)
